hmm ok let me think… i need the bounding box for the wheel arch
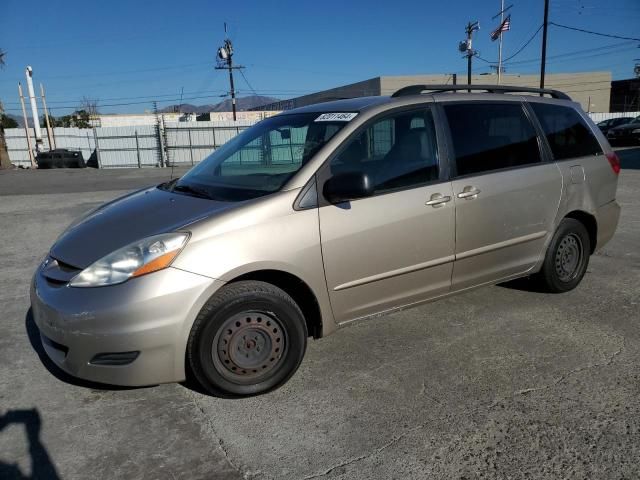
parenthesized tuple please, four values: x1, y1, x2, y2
(228, 269, 324, 339)
(564, 210, 597, 254)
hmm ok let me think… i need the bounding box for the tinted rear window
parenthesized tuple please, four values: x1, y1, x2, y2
(530, 103, 602, 160)
(444, 103, 541, 177)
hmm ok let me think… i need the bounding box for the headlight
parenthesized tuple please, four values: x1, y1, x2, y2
(69, 232, 189, 287)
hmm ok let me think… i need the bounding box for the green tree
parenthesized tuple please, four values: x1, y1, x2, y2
(1, 114, 18, 129)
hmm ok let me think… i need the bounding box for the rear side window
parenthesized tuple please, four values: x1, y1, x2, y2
(530, 103, 602, 160)
(444, 103, 541, 177)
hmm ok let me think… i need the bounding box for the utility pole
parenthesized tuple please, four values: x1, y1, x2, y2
(40, 83, 55, 150)
(18, 83, 36, 167)
(215, 24, 244, 121)
(461, 21, 480, 90)
(540, 0, 550, 89)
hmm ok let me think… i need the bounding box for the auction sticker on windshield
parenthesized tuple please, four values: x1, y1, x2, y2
(315, 112, 358, 122)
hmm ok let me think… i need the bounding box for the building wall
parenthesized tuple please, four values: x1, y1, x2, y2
(258, 72, 612, 113)
(94, 111, 278, 128)
(610, 78, 640, 112)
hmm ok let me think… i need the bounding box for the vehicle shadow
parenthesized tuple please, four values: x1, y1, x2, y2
(0, 409, 61, 480)
(25, 308, 151, 392)
(497, 276, 549, 293)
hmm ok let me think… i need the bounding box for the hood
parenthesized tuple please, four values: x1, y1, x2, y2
(51, 186, 237, 268)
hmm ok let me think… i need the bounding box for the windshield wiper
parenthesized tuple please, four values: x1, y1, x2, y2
(172, 183, 212, 199)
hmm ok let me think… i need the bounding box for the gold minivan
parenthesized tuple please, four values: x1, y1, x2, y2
(31, 85, 621, 396)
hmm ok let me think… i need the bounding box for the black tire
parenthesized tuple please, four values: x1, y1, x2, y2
(187, 280, 307, 397)
(536, 218, 591, 293)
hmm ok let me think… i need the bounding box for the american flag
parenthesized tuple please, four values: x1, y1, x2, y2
(490, 15, 511, 41)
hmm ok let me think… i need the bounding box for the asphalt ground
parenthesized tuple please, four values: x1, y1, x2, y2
(0, 149, 639, 479)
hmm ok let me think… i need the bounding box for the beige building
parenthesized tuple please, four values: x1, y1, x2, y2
(256, 72, 612, 113)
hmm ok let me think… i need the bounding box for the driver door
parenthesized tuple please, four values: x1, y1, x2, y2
(318, 107, 455, 324)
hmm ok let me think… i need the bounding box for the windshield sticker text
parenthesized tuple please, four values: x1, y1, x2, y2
(315, 112, 358, 122)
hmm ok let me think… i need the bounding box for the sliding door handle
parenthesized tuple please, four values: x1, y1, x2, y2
(457, 186, 481, 199)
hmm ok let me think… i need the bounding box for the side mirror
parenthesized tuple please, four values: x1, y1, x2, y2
(323, 171, 374, 204)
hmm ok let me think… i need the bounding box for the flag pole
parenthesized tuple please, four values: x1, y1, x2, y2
(497, 0, 504, 84)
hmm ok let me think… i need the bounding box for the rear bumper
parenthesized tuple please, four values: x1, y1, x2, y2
(595, 200, 621, 251)
(31, 267, 223, 386)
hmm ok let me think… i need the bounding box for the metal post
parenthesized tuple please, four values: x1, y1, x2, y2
(25, 66, 43, 152)
(18, 83, 35, 168)
(540, 0, 550, 89)
(187, 128, 194, 166)
(135, 130, 142, 168)
(157, 117, 167, 167)
(40, 83, 55, 150)
(452, 73, 457, 85)
(92, 127, 102, 169)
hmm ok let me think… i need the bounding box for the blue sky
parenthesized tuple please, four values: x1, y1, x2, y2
(1, 0, 638, 115)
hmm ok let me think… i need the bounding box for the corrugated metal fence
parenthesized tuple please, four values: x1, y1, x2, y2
(4, 120, 259, 168)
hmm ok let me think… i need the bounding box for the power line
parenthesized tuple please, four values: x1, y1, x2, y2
(238, 69, 258, 96)
(550, 22, 640, 42)
(504, 25, 543, 62)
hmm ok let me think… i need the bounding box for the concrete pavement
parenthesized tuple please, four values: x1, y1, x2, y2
(0, 158, 638, 479)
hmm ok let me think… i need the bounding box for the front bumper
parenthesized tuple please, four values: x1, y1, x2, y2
(31, 267, 223, 386)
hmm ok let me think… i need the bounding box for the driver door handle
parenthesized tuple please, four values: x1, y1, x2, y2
(426, 193, 452, 207)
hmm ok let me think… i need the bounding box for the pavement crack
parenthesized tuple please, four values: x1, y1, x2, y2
(515, 335, 625, 397)
(302, 422, 429, 479)
(186, 392, 254, 480)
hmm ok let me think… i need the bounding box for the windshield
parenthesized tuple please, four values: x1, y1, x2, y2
(166, 112, 351, 201)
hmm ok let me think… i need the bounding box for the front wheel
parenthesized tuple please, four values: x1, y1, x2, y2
(536, 218, 591, 293)
(187, 280, 307, 397)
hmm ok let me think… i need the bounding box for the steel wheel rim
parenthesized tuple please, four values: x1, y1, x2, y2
(555, 233, 583, 282)
(213, 311, 287, 383)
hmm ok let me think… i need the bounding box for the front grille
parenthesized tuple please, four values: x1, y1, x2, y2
(42, 256, 82, 284)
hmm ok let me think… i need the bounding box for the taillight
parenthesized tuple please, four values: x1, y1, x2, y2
(606, 152, 621, 175)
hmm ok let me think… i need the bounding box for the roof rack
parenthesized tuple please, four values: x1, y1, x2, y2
(390, 84, 571, 101)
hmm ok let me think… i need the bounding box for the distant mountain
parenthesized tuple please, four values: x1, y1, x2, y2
(159, 95, 278, 114)
(3, 113, 25, 128)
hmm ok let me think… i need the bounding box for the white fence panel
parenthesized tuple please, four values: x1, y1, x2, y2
(4, 119, 260, 168)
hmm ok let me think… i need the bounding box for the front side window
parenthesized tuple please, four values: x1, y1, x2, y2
(530, 103, 602, 160)
(444, 102, 541, 177)
(329, 108, 439, 193)
(171, 113, 349, 201)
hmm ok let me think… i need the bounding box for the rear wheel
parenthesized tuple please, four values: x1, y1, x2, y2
(536, 218, 591, 293)
(187, 280, 307, 397)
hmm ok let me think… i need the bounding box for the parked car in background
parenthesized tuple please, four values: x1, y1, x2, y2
(607, 116, 640, 145)
(32, 85, 621, 397)
(36, 149, 86, 169)
(596, 116, 634, 135)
